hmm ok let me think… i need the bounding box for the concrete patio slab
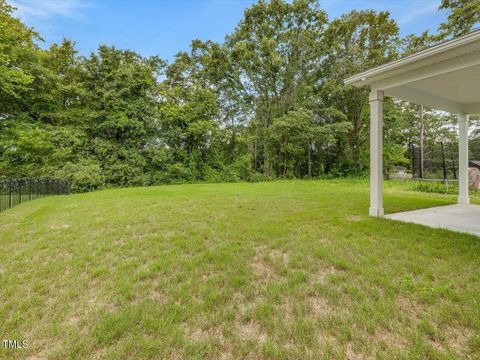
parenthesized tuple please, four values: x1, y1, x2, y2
(385, 204, 480, 237)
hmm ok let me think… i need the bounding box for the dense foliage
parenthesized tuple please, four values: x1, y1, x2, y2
(0, 0, 478, 191)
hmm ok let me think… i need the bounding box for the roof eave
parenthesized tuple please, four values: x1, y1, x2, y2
(344, 29, 480, 88)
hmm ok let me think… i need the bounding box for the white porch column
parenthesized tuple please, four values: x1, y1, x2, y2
(369, 90, 384, 217)
(458, 114, 470, 204)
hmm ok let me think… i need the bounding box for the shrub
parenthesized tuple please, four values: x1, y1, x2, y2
(159, 163, 195, 184)
(202, 165, 240, 183)
(412, 180, 458, 194)
(228, 154, 269, 182)
(54, 160, 105, 193)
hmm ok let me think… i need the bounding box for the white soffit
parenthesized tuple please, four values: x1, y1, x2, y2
(408, 63, 480, 104)
(383, 63, 480, 113)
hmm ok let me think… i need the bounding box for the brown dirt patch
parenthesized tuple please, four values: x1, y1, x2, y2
(346, 342, 374, 360)
(444, 326, 473, 354)
(185, 323, 224, 342)
(250, 246, 275, 280)
(49, 224, 70, 230)
(67, 315, 80, 326)
(309, 297, 334, 317)
(373, 328, 408, 351)
(270, 248, 289, 266)
(237, 321, 267, 344)
(149, 289, 167, 303)
(347, 215, 363, 222)
(309, 263, 340, 285)
(396, 294, 422, 323)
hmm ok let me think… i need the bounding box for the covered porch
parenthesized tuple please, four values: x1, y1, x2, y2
(385, 204, 480, 237)
(345, 29, 480, 234)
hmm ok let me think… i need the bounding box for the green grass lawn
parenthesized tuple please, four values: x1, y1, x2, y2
(1, 180, 479, 359)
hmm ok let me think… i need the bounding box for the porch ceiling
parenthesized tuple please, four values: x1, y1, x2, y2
(345, 29, 480, 114)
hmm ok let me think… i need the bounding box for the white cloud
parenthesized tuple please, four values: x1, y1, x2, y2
(9, 0, 92, 20)
(397, 0, 440, 26)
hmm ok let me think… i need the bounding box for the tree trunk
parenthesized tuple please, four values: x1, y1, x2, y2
(419, 105, 425, 178)
(430, 143, 435, 173)
(264, 142, 270, 176)
(262, 110, 271, 177)
(230, 118, 236, 162)
(325, 145, 330, 174)
(307, 142, 312, 177)
(441, 141, 447, 179)
(411, 143, 416, 178)
(452, 156, 457, 180)
(253, 124, 258, 171)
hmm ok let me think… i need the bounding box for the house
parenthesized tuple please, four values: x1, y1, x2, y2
(469, 160, 480, 170)
(345, 29, 480, 236)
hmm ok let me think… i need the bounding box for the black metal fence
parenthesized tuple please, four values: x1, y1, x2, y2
(0, 178, 70, 213)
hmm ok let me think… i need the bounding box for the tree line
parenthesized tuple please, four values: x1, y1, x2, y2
(0, 0, 479, 191)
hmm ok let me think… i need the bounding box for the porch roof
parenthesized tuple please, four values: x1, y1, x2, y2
(345, 29, 480, 114)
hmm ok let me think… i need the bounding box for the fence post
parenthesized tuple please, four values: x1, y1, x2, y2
(1, 178, 71, 213)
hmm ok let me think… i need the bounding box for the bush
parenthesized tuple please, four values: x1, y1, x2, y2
(228, 155, 270, 182)
(54, 160, 105, 193)
(202, 165, 240, 183)
(412, 180, 458, 194)
(103, 162, 148, 188)
(156, 163, 196, 184)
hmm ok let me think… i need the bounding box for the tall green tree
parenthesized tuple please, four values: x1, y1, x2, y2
(322, 10, 400, 172)
(0, 40, 90, 182)
(401, 31, 444, 56)
(159, 51, 222, 181)
(2, 0, 469, 189)
(0, 0, 40, 117)
(439, 0, 480, 37)
(83, 46, 165, 186)
(267, 108, 351, 177)
(182, 40, 253, 164)
(226, 0, 328, 175)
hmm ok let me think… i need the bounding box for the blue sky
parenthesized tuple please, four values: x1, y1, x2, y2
(10, 0, 448, 62)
